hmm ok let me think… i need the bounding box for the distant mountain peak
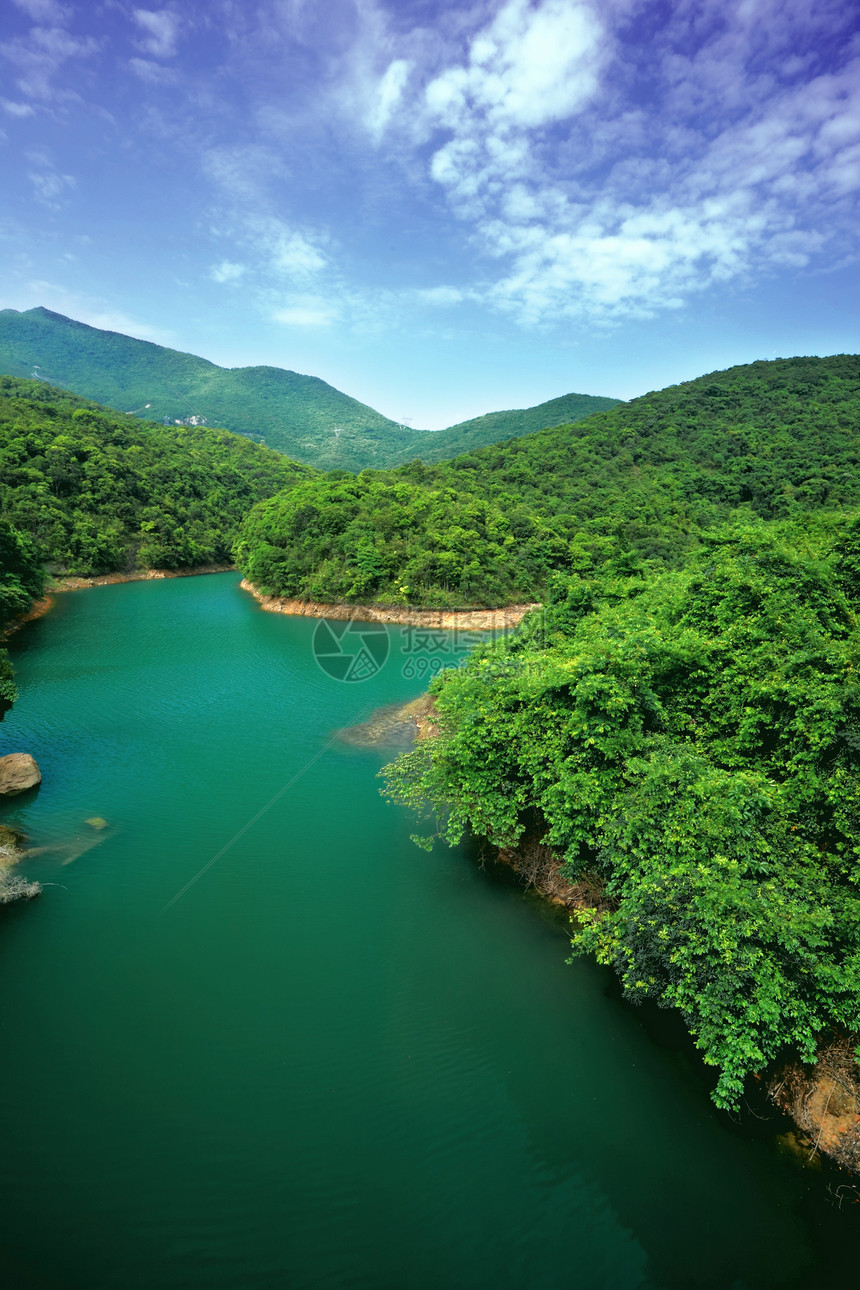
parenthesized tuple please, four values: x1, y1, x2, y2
(0, 307, 619, 470)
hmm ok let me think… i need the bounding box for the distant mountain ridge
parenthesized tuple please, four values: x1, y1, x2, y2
(0, 307, 619, 470)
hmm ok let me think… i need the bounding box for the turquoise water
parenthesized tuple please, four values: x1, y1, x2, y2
(1, 573, 858, 1289)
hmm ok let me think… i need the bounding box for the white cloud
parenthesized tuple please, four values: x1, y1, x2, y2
(0, 25, 100, 101)
(425, 0, 604, 132)
(129, 57, 177, 84)
(358, 0, 860, 325)
(414, 286, 468, 306)
(1, 99, 36, 117)
(11, 0, 72, 23)
(28, 166, 75, 207)
(367, 57, 412, 143)
(210, 260, 246, 283)
(272, 298, 340, 327)
(132, 9, 180, 60)
(259, 221, 328, 276)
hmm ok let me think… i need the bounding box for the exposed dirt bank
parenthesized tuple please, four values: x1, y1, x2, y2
(240, 580, 539, 631)
(494, 834, 611, 915)
(769, 1034, 860, 1173)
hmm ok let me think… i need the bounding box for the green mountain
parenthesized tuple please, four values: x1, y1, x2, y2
(236, 353, 860, 607)
(0, 308, 618, 470)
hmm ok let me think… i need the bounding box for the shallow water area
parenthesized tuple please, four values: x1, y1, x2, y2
(1, 572, 859, 1289)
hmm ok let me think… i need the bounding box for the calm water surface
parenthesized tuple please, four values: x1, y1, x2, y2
(1, 574, 859, 1289)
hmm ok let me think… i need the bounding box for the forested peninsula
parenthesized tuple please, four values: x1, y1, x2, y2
(4, 354, 860, 1170)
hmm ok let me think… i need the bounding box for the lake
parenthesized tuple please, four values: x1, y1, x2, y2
(1, 572, 858, 1289)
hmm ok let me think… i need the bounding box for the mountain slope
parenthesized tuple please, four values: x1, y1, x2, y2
(0, 308, 618, 470)
(0, 307, 415, 469)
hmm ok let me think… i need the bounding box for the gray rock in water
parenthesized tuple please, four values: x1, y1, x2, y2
(0, 753, 42, 796)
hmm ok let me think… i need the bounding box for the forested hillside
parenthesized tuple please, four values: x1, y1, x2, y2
(0, 519, 44, 709)
(236, 355, 860, 606)
(0, 376, 313, 576)
(0, 375, 315, 706)
(0, 308, 615, 470)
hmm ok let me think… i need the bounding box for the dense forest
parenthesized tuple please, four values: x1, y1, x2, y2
(0, 375, 312, 576)
(0, 308, 616, 469)
(385, 514, 860, 1109)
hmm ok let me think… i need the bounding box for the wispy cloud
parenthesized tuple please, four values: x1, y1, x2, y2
(210, 260, 246, 284)
(128, 56, 177, 84)
(132, 9, 181, 60)
(28, 163, 76, 207)
(0, 23, 100, 102)
(1, 98, 36, 117)
(11, 0, 72, 23)
(272, 297, 341, 327)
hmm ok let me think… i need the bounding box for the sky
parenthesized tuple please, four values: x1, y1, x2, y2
(1, 0, 859, 429)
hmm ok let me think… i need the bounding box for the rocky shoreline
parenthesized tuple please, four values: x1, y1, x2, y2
(51, 564, 234, 591)
(239, 579, 539, 630)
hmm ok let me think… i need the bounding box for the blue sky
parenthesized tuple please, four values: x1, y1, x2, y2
(1, 0, 858, 428)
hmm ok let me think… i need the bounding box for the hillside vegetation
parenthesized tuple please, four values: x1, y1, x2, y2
(0, 308, 616, 470)
(237, 355, 860, 606)
(381, 391, 621, 466)
(0, 376, 313, 576)
(385, 514, 860, 1110)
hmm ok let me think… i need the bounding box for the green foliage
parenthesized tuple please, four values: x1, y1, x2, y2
(0, 375, 313, 578)
(0, 516, 44, 710)
(388, 391, 622, 465)
(384, 515, 860, 1107)
(235, 473, 533, 607)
